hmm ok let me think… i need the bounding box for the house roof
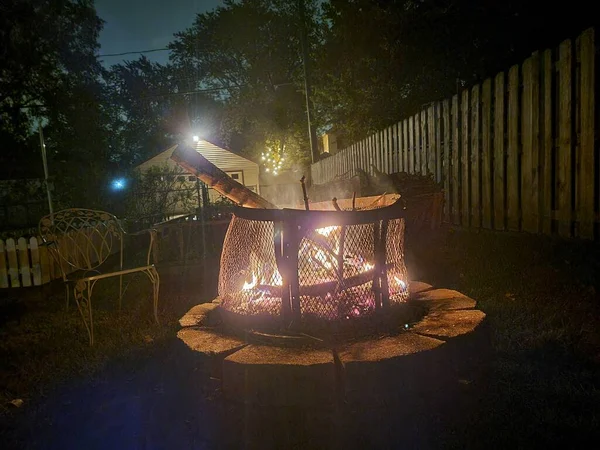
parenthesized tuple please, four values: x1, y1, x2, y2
(135, 139, 259, 171)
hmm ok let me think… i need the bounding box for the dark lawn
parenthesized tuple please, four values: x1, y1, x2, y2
(1, 227, 599, 449)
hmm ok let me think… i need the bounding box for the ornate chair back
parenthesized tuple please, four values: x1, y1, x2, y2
(39, 208, 125, 278)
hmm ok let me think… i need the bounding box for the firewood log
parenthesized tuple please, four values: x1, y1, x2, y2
(170, 145, 278, 209)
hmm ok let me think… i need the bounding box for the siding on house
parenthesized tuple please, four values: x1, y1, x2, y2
(136, 140, 260, 204)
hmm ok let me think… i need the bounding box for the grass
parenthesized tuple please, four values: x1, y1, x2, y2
(0, 260, 216, 418)
(406, 228, 600, 446)
(0, 227, 599, 447)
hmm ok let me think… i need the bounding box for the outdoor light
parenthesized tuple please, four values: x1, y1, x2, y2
(111, 178, 126, 191)
(193, 135, 200, 142)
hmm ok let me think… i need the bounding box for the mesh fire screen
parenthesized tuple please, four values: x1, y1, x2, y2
(218, 199, 409, 328)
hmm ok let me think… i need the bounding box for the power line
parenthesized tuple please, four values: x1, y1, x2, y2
(141, 85, 246, 98)
(98, 48, 170, 58)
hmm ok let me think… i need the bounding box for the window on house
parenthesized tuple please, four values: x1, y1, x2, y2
(188, 176, 196, 182)
(226, 171, 243, 184)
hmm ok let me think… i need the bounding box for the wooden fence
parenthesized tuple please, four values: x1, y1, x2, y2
(0, 237, 63, 288)
(311, 28, 598, 239)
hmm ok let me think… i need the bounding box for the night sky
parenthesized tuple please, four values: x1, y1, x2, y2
(96, 0, 223, 65)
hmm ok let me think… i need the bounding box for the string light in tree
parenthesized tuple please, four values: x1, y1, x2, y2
(261, 142, 286, 176)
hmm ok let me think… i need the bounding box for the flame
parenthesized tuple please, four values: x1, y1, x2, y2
(394, 276, 407, 290)
(314, 249, 333, 270)
(363, 262, 374, 271)
(315, 225, 338, 236)
(242, 274, 258, 290)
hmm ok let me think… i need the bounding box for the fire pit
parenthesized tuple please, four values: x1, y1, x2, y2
(172, 147, 488, 407)
(218, 195, 409, 331)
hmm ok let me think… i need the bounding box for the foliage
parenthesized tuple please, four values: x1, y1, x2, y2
(0, 0, 110, 209)
(169, 0, 322, 168)
(315, 0, 596, 143)
(121, 164, 199, 225)
(102, 57, 224, 167)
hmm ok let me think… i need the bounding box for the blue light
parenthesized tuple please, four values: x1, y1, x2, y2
(111, 178, 126, 191)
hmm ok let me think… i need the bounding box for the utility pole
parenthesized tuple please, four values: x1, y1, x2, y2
(298, 0, 319, 164)
(38, 121, 54, 216)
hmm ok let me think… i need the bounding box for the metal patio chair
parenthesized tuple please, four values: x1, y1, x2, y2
(39, 208, 160, 345)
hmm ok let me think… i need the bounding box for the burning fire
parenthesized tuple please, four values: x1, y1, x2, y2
(315, 225, 338, 236)
(393, 275, 407, 292)
(242, 274, 258, 290)
(234, 222, 407, 316)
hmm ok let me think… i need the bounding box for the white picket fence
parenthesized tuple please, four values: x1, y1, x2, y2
(0, 237, 64, 288)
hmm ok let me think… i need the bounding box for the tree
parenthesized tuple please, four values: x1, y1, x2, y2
(315, 0, 596, 143)
(103, 57, 224, 168)
(169, 0, 322, 169)
(121, 165, 199, 225)
(0, 0, 110, 209)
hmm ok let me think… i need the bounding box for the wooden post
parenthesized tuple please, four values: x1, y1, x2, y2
(494, 72, 506, 230)
(461, 89, 470, 226)
(481, 78, 493, 229)
(471, 85, 481, 228)
(443, 100, 451, 222)
(507, 65, 520, 231)
(557, 39, 573, 237)
(540, 50, 553, 235)
(452, 95, 461, 225)
(576, 29, 595, 239)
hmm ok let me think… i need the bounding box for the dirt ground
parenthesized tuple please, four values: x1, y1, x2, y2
(2, 227, 600, 449)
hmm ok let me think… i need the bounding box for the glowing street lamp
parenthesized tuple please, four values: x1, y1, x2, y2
(111, 178, 127, 191)
(192, 135, 200, 142)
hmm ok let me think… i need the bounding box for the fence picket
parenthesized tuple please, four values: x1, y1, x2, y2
(420, 110, 427, 175)
(29, 237, 41, 286)
(6, 239, 19, 287)
(507, 64, 520, 231)
(402, 119, 408, 172)
(471, 85, 481, 228)
(0, 241, 8, 288)
(428, 105, 436, 176)
(443, 100, 451, 221)
(461, 89, 470, 226)
(481, 78, 493, 229)
(541, 50, 553, 235)
(452, 95, 461, 225)
(408, 116, 415, 174)
(435, 103, 442, 183)
(494, 72, 506, 230)
(18, 237, 32, 287)
(577, 29, 595, 239)
(521, 53, 541, 233)
(557, 39, 573, 237)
